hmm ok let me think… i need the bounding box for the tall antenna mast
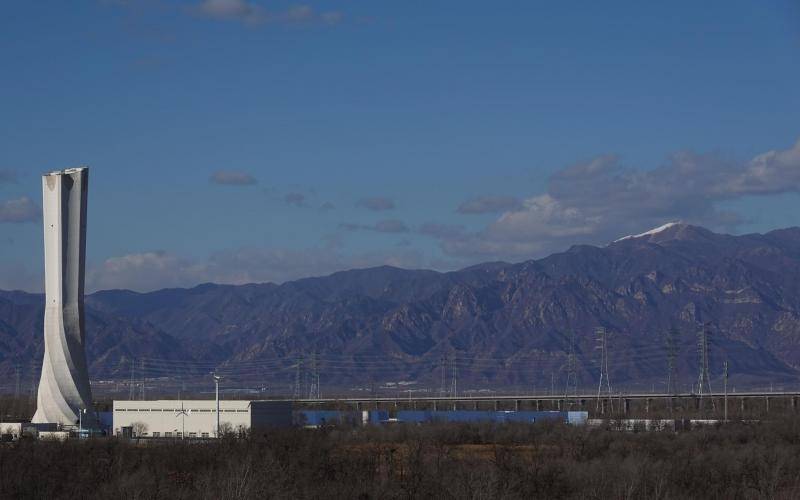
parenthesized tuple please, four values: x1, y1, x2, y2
(595, 327, 613, 413)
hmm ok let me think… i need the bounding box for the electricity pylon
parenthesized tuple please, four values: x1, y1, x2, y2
(292, 356, 304, 399)
(595, 327, 613, 413)
(449, 356, 458, 398)
(696, 322, 715, 412)
(563, 330, 579, 404)
(439, 355, 447, 397)
(665, 327, 679, 414)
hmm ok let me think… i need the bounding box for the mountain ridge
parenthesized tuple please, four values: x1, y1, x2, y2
(3, 223, 800, 393)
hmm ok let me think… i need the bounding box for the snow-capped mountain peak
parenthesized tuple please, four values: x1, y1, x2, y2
(613, 222, 682, 243)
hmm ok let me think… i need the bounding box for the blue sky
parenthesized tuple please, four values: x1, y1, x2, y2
(1, 0, 799, 292)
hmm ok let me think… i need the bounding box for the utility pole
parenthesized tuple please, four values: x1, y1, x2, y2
(723, 360, 729, 422)
(213, 373, 222, 438)
(665, 327, 679, 415)
(595, 327, 613, 413)
(696, 322, 715, 413)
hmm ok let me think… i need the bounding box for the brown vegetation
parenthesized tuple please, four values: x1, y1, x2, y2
(2, 419, 800, 499)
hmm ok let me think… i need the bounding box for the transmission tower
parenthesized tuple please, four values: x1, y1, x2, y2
(129, 358, 136, 400)
(139, 358, 146, 400)
(14, 363, 20, 400)
(696, 322, 715, 412)
(449, 356, 458, 398)
(292, 356, 304, 399)
(665, 327, 679, 414)
(308, 351, 320, 399)
(12, 362, 20, 417)
(439, 355, 447, 397)
(563, 330, 578, 403)
(595, 327, 613, 413)
(723, 360, 729, 421)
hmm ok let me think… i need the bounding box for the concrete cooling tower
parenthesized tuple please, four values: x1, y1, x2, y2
(32, 167, 97, 428)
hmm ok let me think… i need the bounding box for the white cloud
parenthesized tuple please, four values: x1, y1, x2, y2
(210, 170, 258, 186)
(84, 246, 439, 292)
(195, 1, 343, 26)
(423, 138, 800, 260)
(197, 0, 265, 24)
(0, 197, 41, 223)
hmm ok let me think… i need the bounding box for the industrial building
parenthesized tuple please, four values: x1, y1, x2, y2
(112, 400, 292, 438)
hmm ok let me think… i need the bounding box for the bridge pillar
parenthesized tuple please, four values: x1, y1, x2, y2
(535, 400, 541, 411)
(558, 400, 563, 411)
(493, 400, 499, 411)
(433, 400, 438, 411)
(624, 399, 631, 415)
(600, 399, 606, 415)
(645, 398, 651, 414)
(740, 397, 745, 414)
(765, 396, 770, 413)
(515, 400, 520, 411)
(792, 396, 797, 413)
(473, 400, 478, 411)
(356, 401, 362, 411)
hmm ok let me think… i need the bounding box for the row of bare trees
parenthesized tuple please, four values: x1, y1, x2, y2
(2, 419, 800, 498)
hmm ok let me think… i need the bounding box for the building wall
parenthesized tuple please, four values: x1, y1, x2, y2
(113, 400, 252, 438)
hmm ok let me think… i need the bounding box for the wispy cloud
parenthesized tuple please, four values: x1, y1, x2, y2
(195, 1, 344, 26)
(285, 192, 306, 207)
(85, 246, 434, 292)
(0, 197, 41, 223)
(356, 197, 395, 211)
(210, 170, 258, 186)
(340, 219, 409, 233)
(423, 137, 800, 260)
(457, 196, 523, 214)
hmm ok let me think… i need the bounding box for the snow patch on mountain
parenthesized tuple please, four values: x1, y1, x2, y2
(614, 222, 682, 243)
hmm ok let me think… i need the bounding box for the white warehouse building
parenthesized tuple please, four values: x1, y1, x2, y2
(113, 400, 292, 438)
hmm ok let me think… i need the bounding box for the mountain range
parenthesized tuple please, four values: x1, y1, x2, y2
(3, 223, 800, 394)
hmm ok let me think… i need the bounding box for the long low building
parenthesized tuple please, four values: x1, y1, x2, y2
(112, 400, 292, 438)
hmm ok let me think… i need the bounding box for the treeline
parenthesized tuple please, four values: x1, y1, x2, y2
(3, 419, 800, 498)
